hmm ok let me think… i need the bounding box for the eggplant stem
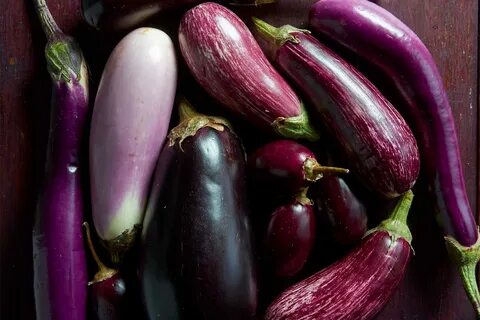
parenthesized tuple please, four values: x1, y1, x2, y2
(294, 187, 312, 206)
(445, 233, 480, 318)
(303, 157, 348, 182)
(33, 0, 63, 41)
(178, 98, 202, 122)
(272, 103, 320, 141)
(230, 0, 276, 6)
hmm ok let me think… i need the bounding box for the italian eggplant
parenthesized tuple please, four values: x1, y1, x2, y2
(265, 190, 414, 320)
(248, 139, 348, 196)
(32, 1, 89, 319)
(89, 27, 177, 263)
(179, 3, 319, 141)
(308, 0, 480, 313)
(252, 18, 420, 199)
(139, 100, 257, 320)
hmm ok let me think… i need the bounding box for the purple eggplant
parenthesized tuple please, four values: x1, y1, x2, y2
(32, 0, 89, 319)
(314, 176, 367, 245)
(248, 140, 348, 196)
(179, 3, 319, 141)
(266, 190, 414, 320)
(252, 18, 420, 199)
(264, 189, 316, 278)
(308, 0, 480, 313)
(89, 27, 177, 263)
(82, 0, 276, 31)
(139, 100, 257, 320)
(83, 222, 127, 320)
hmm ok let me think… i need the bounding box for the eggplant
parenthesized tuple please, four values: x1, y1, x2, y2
(179, 3, 319, 141)
(248, 140, 348, 196)
(89, 27, 177, 263)
(265, 190, 414, 320)
(314, 176, 367, 245)
(82, 0, 276, 31)
(32, 1, 89, 319)
(252, 18, 420, 199)
(83, 222, 127, 320)
(140, 100, 257, 320)
(308, 0, 480, 313)
(264, 189, 316, 278)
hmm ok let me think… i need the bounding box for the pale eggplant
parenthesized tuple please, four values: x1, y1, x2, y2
(179, 3, 319, 141)
(90, 27, 177, 263)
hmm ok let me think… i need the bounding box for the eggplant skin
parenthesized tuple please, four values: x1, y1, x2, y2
(266, 231, 411, 320)
(140, 126, 257, 320)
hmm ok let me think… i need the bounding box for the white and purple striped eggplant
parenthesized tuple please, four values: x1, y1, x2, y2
(90, 27, 177, 263)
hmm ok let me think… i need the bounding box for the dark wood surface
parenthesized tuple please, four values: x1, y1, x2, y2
(0, 0, 478, 319)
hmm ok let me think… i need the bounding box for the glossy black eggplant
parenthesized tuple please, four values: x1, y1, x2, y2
(139, 100, 257, 320)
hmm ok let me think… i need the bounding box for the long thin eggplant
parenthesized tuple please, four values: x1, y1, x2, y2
(82, 0, 276, 31)
(266, 190, 414, 320)
(179, 3, 319, 141)
(90, 27, 177, 263)
(252, 19, 420, 199)
(140, 100, 257, 320)
(308, 0, 480, 313)
(32, 0, 89, 319)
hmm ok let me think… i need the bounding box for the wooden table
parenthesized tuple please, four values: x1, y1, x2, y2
(0, 0, 477, 319)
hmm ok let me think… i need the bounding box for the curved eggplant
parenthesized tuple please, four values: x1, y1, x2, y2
(140, 100, 257, 320)
(252, 18, 419, 199)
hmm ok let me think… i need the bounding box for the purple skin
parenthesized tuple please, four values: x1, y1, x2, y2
(82, 0, 276, 31)
(264, 190, 316, 278)
(315, 176, 367, 245)
(248, 140, 348, 196)
(253, 19, 420, 199)
(308, 0, 480, 313)
(179, 3, 319, 141)
(32, 1, 88, 319)
(265, 191, 414, 320)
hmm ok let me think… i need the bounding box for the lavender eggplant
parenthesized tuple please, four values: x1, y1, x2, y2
(308, 0, 480, 313)
(248, 140, 348, 196)
(83, 222, 127, 320)
(266, 190, 414, 320)
(314, 176, 367, 245)
(264, 189, 316, 278)
(32, 0, 89, 319)
(82, 0, 276, 31)
(140, 100, 257, 320)
(179, 3, 318, 141)
(90, 27, 177, 263)
(252, 19, 420, 199)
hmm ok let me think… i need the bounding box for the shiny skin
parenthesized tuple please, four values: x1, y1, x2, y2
(140, 126, 257, 320)
(309, 0, 477, 246)
(91, 274, 127, 320)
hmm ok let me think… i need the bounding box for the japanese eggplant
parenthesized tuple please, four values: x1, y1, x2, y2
(139, 100, 257, 320)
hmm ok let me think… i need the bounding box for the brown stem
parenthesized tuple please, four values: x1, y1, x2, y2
(303, 157, 349, 182)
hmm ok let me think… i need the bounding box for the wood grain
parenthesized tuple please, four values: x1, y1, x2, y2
(0, 0, 478, 319)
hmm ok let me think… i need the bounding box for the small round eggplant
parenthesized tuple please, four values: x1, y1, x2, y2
(248, 140, 348, 196)
(83, 222, 127, 320)
(264, 189, 316, 278)
(314, 176, 367, 245)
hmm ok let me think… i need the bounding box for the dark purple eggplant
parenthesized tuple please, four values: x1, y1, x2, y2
(248, 140, 348, 196)
(264, 189, 316, 278)
(315, 176, 367, 245)
(83, 222, 127, 320)
(265, 190, 414, 320)
(308, 0, 480, 313)
(82, 0, 276, 31)
(139, 100, 257, 320)
(252, 18, 420, 199)
(32, 1, 89, 319)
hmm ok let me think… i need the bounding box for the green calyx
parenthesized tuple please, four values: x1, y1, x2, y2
(445, 232, 480, 317)
(272, 103, 320, 142)
(303, 157, 349, 182)
(366, 190, 414, 244)
(104, 224, 142, 265)
(45, 39, 84, 83)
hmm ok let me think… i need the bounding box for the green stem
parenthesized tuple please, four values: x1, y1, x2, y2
(272, 103, 320, 142)
(445, 234, 480, 318)
(178, 98, 202, 122)
(303, 157, 349, 182)
(33, 0, 63, 41)
(294, 187, 312, 206)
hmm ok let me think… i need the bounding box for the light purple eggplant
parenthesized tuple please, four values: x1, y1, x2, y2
(90, 27, 177, 263)
(178, 2, 319, 141)
(308, 0, 480, 313)
(32, 0, 89, 319)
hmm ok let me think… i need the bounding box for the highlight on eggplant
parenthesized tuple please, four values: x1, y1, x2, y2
(32, 0, 89, 319)
(308, 0, 480, 314)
